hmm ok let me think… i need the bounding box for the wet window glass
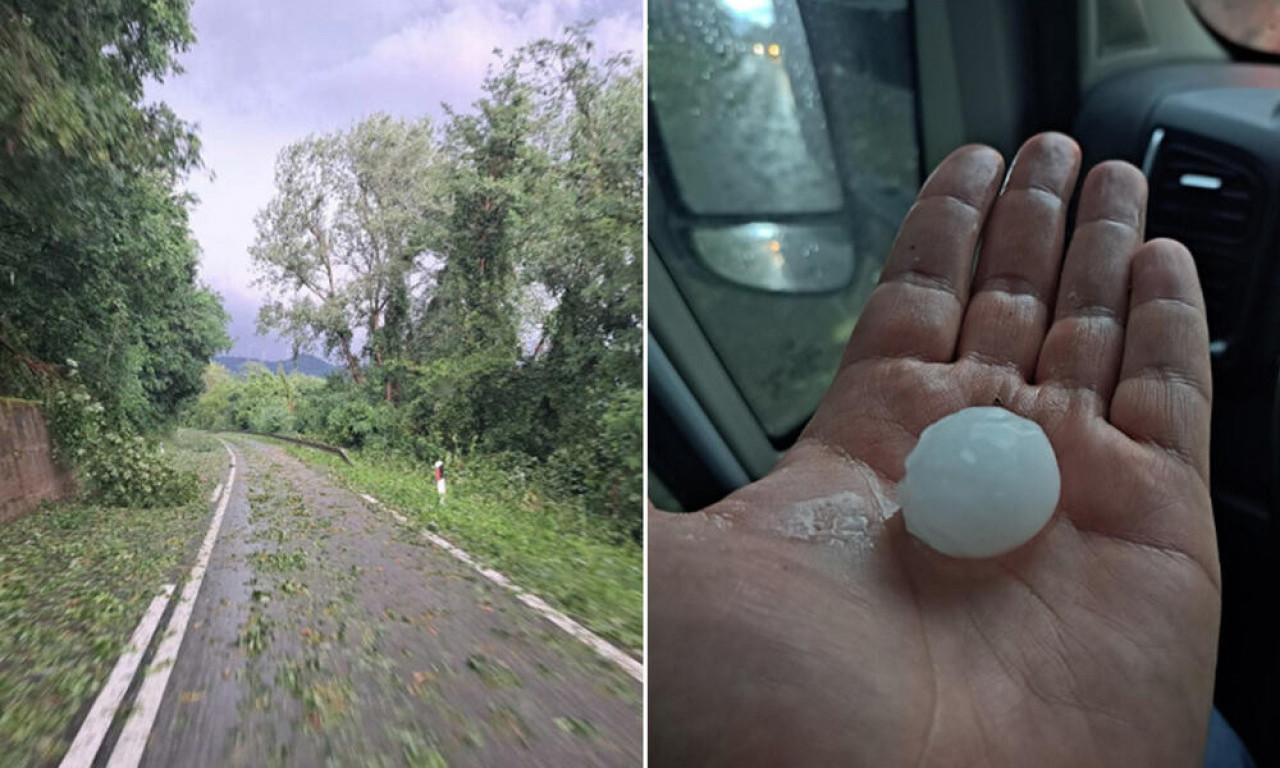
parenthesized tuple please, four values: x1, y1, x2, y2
(650, 0, 843, 215)
(649, 0, 922, 439)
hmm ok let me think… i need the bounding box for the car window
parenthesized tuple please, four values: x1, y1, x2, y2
(649, 0, 922, 440)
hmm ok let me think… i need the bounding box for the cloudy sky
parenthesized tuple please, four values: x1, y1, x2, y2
(149, 0, 641, 360)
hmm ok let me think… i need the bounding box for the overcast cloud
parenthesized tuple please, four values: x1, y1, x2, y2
(148, 0, 641, 359)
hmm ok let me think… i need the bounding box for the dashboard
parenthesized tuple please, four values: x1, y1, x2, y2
(1075, 61, 1280, 765)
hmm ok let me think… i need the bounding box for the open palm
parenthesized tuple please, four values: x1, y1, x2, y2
(650, 134, 1220, 767)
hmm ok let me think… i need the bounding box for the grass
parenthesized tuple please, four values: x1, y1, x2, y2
(0, 429, 227, 767)
(265, 440, 643, 653)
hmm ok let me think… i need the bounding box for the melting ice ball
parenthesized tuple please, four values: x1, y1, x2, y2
(899, 406, 1060, 558)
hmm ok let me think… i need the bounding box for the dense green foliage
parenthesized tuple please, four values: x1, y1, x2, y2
(44, 367, 200, 508)
(196, 26, 642, 534)
(0, 0, 228, 501)
(186, 362, 317, 435)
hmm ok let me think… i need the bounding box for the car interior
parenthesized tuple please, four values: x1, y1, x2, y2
(646, 0, 1280, 763)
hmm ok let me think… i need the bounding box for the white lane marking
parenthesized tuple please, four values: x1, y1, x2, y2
(56, 584, 175, 768)
(364, 494, 643, 682)
(210, 483, 223, 503)
(480, 568, 511, 588)
(360, 493, 406, 523)
(513, 592, 643, 681)
(105, 438, 238, 768)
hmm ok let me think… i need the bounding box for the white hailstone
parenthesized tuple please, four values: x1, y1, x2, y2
(899, 406, 1060, 558)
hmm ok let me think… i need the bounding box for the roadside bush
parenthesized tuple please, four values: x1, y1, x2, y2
(248, 400, 292, 434)
(541, 387, 641, 537)
(43, 366, 199, 508)
(293, 383, 346, 437)
(79, 432, 200, 508)
(324, 399, 383, 448)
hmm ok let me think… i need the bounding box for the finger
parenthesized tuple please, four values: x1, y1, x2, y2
(1110, 239, 1212, 482)
(842, 144, 1005, 365)
(958, 132, 1081, 377)
(1034, 161, 1147, 412)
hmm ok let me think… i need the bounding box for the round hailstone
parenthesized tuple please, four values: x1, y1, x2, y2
(899, 406, 1060, 558)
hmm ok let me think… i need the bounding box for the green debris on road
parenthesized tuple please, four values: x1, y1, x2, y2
(216, 438, 640, 767)
(0, 430, 227, 767)
(271, 442, 643, 653)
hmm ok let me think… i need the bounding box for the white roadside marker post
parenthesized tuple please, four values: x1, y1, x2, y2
(433, 460, 446, 505)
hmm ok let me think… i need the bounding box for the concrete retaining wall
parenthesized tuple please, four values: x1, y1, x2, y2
(0, 398, 75, 523)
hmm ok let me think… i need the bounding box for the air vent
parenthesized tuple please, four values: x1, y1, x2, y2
(1145, 129, 1266, 345)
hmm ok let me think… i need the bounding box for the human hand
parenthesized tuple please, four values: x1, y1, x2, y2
(650, 133, 1219, 767)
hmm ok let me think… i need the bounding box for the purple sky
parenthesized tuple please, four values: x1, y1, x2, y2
(148, 0, 641, 359)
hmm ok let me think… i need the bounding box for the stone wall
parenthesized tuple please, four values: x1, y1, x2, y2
(0, 398, 75, 523)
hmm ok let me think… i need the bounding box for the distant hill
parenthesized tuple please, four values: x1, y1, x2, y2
(212, 354, 338, 378)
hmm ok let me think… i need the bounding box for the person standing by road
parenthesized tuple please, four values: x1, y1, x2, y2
(433, 460, 446, 504)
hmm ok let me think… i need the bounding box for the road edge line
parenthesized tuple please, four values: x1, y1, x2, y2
(359, 493, 643, 682)
(103, 439, 238, 768)
(55, 583, 176, 768)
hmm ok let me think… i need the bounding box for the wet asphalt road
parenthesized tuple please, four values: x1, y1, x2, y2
(127, 438, 640, 768)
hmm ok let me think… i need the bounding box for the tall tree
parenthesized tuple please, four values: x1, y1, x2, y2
(198, 25, 644, 528)
(1, 0, 226, 430)
(0, 0, 200, 232)
(506, 27, 644, 518)
(518, 27, 643, 383)
(419, 63, 538, 362)
(251, 115, 445, 392)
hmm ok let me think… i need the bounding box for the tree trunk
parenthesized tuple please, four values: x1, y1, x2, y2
(339, 333, 364, 383)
